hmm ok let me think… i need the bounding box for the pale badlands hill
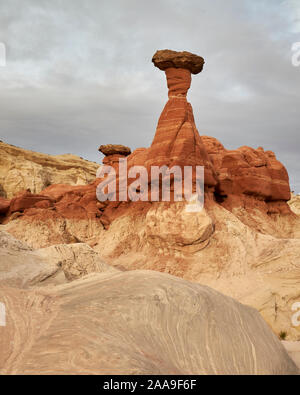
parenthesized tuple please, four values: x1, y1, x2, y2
(0, 230, 298, 375)
(0, 140, 99, 199)
(289, 194, 300, 216)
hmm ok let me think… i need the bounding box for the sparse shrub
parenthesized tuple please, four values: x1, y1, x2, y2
(279, 331, 287, 340)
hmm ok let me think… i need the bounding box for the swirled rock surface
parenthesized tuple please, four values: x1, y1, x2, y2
(0, 270, 298, 374)
(0, 228, 115, 288)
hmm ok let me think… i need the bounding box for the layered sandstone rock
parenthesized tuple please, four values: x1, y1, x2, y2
(0, 183, 104, 247)
(0, 269, 298, 374)
(1, 49, 300, 344)
(202, 136, 291, 214)
(1, 50, 292, 233)
(0, 228, 116, 288)
(146, 50, 216, 189)
(0, 141, 99, 199)
(289, 193, 300, 216)
(37, 242, 117, 281)
(144, 65, 217, 189)
(92, 50, 218, 235)
(0, 229, 63, 288)
(146, 201, 214, 253)
(0, 198, 10, 215)
(89, 199, 300, 340)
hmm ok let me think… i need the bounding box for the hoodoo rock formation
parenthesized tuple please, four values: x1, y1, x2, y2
(145, 50, 217, 190)
(1, 50, 300, 342)
(99, 144, 131, 171)
(0, 50, 292, 228)
(96, 49, 292, 217)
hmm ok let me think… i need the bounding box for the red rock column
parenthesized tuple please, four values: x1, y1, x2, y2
(166, 67, 191, 98)
(146, 50, 218, 189)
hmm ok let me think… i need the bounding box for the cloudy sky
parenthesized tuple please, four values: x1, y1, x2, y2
(0, 0, 300, 191)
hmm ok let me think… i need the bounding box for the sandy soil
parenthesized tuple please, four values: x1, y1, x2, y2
(282, 342, 300, 370)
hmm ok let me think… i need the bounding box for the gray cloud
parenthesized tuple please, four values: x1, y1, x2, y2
(0, 0, 300, 191)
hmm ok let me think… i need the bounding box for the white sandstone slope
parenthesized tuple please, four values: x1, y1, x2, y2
(282, 341, 300, 369)
(0, 229, 299, 374)
(0, 229, 116, 287)
(88, 201, 300, 341)
(0, 140, 99, 198)
(0, 269, 298, 374)
(289, 193, 300, 216)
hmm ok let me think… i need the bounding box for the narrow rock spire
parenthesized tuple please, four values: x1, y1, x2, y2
(146, 49, 217, 189)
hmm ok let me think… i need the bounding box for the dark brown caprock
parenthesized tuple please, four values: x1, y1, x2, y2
(152, 49, 205, 74)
